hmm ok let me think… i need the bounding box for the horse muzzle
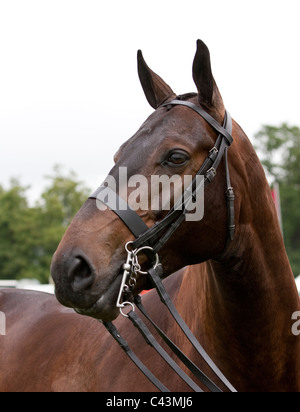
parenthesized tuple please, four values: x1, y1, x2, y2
(50, 250, 121, 321)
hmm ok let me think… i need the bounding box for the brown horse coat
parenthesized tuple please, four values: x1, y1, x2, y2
(0, 271, 198, 392)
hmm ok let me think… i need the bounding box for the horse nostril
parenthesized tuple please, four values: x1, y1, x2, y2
(70, 256, 95, 292)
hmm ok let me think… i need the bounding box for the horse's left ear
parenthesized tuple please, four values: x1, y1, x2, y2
(193, 40, 224, 112)
(138, 50, 175, 109)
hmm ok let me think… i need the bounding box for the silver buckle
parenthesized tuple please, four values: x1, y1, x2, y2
(206, 167, 217, 183)
(209, 147, 218, 154)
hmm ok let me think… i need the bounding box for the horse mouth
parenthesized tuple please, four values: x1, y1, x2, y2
(73, 273, 122, 322)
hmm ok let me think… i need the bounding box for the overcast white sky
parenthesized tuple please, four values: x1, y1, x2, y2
(1, 0, 299, 202)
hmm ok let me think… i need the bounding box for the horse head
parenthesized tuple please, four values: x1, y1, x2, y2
(51, 40, 242, 321)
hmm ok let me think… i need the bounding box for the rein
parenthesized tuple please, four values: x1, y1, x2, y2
(89, 100, 237, 392)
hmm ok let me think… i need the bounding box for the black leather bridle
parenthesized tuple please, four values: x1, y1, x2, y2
(90, 98, 235, 252)
(89, 99, 237, 392)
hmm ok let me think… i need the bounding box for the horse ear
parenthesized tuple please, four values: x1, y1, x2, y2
(193, 40, 223, 110)
(138, 50, 175, 109)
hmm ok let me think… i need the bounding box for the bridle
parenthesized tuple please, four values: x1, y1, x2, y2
(91, 98, 235, 252)
(89, 99, 237, 392)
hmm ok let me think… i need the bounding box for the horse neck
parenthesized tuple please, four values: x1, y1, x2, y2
(176, 127, 300, 391)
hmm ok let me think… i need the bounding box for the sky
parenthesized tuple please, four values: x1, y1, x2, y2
(1, 0, 299, 202)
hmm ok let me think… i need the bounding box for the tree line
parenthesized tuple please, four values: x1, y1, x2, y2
(0, 167, 89, 283)
(254, 123, 300, 277)
(0, 124, 299, 283)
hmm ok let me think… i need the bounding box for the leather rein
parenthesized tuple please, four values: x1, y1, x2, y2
(89, 99, 237, 392)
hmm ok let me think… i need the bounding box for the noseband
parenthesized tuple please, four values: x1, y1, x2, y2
(89, 99, 237, 392)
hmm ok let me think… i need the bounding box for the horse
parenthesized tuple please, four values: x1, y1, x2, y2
(1, 39, 299, 392)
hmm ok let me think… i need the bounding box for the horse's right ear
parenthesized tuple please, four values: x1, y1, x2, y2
(137, 50, 175, 109)
(192, 40, 225, 116)
(192, 40, 214, 108)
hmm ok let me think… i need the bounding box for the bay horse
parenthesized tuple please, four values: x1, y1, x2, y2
(0, 40, 299, 392)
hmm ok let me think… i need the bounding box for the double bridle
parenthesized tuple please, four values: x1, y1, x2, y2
(89, 99, 237, 392)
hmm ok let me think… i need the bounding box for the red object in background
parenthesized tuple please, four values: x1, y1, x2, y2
(271, 188, 276, 202)
(140, 290, 152, 296)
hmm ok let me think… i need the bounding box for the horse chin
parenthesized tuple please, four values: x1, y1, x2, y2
(74, 275, 122, 322)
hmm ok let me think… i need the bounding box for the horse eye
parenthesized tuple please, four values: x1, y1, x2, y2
(164, 151, 189, 167)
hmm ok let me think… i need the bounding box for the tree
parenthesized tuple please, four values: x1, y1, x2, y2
(0, 168, 90, 283)
(0, 179, 32, 280)
(35, 166, 90, 283)
(255, 124, 300, 277)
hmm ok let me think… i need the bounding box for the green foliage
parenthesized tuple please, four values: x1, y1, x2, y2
(255, 124, 300, 277)
(0, 167, 90, 283)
